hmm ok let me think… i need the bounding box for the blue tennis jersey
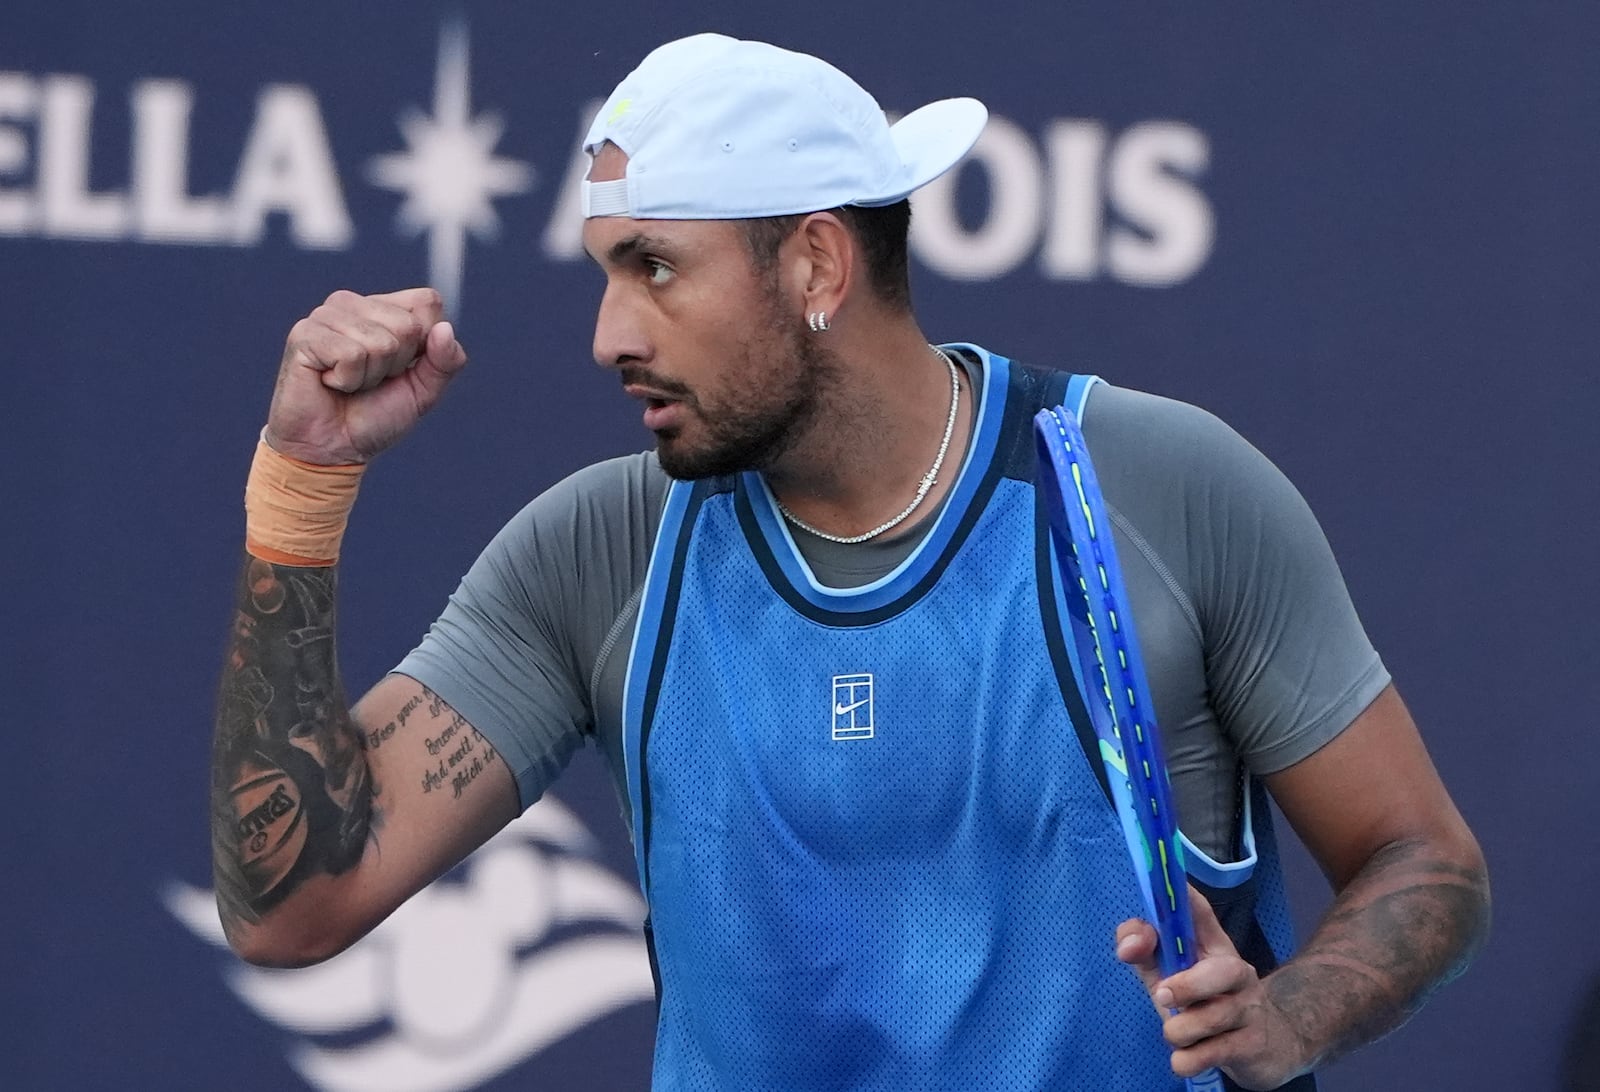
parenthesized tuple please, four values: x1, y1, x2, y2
(622, 348, 1302, 1091)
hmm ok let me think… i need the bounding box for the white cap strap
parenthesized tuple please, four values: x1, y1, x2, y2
(582, 179, 632, 218)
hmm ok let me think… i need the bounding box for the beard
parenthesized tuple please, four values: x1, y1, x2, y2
(643, 305, 840, 482)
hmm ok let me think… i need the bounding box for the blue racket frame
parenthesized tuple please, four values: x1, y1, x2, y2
(1036, 402, 1224, 1092)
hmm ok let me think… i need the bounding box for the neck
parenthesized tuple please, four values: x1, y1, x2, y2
(766, 318, 972, 541)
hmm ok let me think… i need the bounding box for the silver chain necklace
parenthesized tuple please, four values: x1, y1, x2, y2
(775, 345, 962, 545)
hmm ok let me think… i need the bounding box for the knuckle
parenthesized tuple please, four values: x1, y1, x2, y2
(399, 316, 426, 349)
(329, 363, 366, 391)
(325, 288, 360, 308)
(1191, 1012, 1224, 1042)
(327, 349, 368, 382)
(346, 318, 392, 355)
(1163, 1014, 1204, 1050)
(283, 321, 316, 360)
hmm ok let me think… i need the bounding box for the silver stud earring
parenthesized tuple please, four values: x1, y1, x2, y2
(807, 310, 830, 332)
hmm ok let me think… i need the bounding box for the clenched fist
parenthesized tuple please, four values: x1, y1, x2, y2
(264, 288, 469, 466)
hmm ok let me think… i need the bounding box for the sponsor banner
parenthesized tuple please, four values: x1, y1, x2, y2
(0, 22, 1214, 314)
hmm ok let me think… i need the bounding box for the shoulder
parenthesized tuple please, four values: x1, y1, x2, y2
(461, 450, 669, 622)
(1078, 381, 1352, 644)
(1081, 382, 1306, 520)
(1084, 383, 1258, 470)
(493, 450, 670, 550)
(519, 449, 669, 520)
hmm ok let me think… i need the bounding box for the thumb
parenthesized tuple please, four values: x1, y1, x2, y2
(405, 320, 468, 414)
(426, 320, 469, 376)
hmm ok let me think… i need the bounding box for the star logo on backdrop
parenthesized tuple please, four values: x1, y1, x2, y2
(368, 19, 534, 317)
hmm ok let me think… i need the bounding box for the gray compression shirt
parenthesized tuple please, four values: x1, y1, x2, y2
(395, 356, 1390, 863)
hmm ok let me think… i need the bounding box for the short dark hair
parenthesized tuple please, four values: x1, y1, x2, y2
(740, 200, 913, 310)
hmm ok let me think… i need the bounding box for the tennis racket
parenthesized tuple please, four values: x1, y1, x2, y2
(1035, 400, 1224, 1092)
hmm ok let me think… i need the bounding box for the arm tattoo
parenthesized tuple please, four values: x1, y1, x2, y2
(1265, 838, 1491, 1069)
(417, 695, 501, 801)
(210, 557, 376, 939)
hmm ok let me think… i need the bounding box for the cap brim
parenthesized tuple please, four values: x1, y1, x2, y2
(882, 97, 989, 203)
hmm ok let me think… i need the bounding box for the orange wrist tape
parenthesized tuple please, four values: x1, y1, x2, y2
(244, 438, 366, 567)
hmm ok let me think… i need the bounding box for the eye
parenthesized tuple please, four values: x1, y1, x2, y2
(643, 258, 675, 286)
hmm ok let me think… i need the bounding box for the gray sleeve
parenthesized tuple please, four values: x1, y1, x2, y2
(392, 451, 667, 810)
(1088, 385, 1390, 777)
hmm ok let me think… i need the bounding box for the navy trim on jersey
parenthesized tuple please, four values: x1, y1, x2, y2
(733, 347, 1015, 626)
(622, 479, 706, 893)
(1034, 490, 1115, 811)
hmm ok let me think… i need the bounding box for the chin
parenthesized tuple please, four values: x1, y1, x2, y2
(656, 444, 725, 481)
(656, 434, 758, 481)
(652, 433, 698, 480)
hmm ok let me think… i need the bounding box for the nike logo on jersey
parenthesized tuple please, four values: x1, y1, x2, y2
(831, 673, 874, 741)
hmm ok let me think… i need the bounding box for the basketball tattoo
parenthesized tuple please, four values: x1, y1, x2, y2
(211, 560, 374, 934)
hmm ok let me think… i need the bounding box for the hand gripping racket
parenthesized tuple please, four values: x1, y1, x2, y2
(1035, 402, 1224, 1092)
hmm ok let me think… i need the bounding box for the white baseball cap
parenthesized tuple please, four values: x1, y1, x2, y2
(582, 33, 988, 219)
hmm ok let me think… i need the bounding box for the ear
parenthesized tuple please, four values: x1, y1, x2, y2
(792, 212, 855, 322)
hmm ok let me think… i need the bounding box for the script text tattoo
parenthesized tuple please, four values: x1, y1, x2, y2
(418, 700, 501, 801)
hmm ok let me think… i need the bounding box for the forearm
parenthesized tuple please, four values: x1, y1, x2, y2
(210, 291, 472, 961)
(1265, 835, 1491, 1072)
(210, 556, 374, 954)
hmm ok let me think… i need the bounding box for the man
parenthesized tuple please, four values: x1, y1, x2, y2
(211, 33, 1488, 1091)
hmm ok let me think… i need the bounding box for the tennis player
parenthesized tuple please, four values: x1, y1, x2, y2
(211, 33, 1488, 1090)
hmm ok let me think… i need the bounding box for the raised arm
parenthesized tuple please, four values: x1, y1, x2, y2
(210, 289, 519, 967)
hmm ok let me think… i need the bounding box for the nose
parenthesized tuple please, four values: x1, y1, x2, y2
(592, 280, 650, 370)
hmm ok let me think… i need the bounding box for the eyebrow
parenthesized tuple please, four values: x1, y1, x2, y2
(588, 231, 677, 266)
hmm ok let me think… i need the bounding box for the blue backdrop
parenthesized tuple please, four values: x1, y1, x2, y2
(5, 3, 1595, 1089)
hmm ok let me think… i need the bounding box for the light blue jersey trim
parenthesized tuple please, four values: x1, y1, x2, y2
(621, 480, 694, 893)
(1180, 791, 1259, 889)
(740, 344, 1009, 613)
(1064, 372, 1102, 421)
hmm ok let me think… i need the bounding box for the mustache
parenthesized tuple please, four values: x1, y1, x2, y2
(619, 366, 693, 400)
